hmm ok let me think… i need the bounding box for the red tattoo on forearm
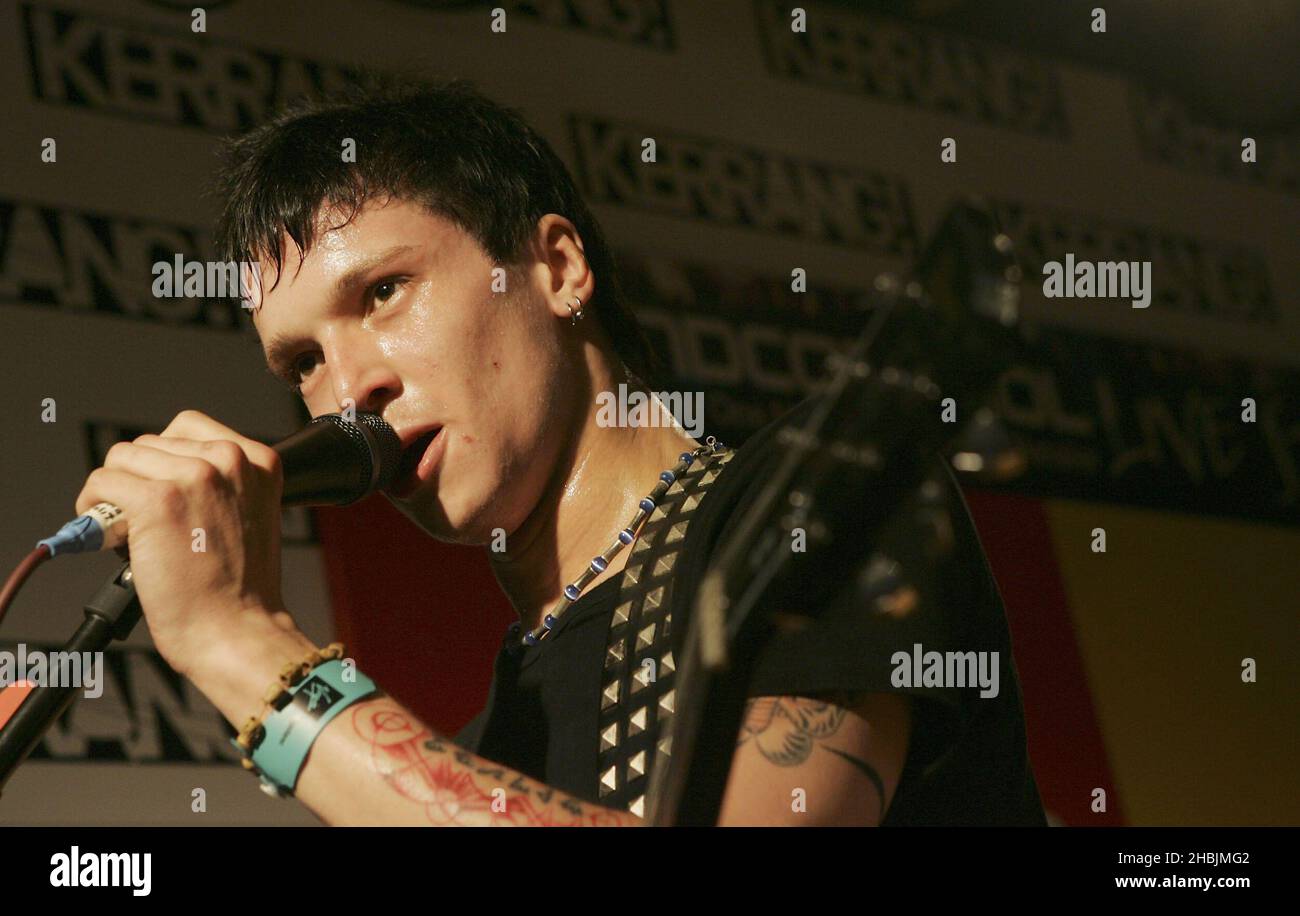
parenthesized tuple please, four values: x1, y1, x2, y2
(350, 703, 628, 826)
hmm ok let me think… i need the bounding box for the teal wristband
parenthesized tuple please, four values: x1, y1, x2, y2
(245, 659, 378, 797)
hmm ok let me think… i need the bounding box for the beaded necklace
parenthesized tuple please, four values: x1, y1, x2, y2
(508, 436, 726, 648)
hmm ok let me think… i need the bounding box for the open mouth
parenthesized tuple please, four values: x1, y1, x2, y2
(400, 428, 439, 476)
(391, 427, 442, 497)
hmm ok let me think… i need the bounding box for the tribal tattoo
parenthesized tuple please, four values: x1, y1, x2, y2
(349, 701, 630, 827)
(737, 693, 887, 809)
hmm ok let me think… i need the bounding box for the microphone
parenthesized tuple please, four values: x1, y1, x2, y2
(36, 412, 402, 557)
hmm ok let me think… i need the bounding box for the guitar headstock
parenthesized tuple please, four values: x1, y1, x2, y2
(705, 201, 1029, 624)
(839, 199, 1025, 456)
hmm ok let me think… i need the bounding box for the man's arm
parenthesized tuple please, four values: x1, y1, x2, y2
(190, 616, 638, 826)
(303, 697, 636, 826)
(717, 693, 913, 826)
(192, 615, 909, 826)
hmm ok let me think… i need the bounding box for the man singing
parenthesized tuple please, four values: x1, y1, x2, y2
(75, 79, 1046, 826)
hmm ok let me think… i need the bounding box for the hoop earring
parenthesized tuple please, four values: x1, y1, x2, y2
(566, 296, 585, 326)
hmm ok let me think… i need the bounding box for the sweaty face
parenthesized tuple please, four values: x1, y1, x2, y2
(251, 197, 574, 544)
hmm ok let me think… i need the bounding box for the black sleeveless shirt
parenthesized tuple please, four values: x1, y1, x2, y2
(455, 396, 1047, 825)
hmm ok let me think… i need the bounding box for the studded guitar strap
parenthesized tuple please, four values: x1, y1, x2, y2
(594, 445, 737, 817)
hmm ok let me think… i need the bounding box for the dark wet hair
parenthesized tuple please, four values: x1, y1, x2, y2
(213, 75, 657, 383)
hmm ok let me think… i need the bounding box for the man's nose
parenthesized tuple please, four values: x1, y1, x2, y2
(327, 340, 399, 416)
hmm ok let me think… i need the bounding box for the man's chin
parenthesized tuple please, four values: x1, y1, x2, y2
(386, 489, 482, 546)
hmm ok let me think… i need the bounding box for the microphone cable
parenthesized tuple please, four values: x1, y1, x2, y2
(0, 545, 51, 630)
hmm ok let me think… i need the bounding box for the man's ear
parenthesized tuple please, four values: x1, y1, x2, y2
(533, 214, 595, 322)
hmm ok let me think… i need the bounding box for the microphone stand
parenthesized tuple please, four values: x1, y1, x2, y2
(0, 557, 140, 795)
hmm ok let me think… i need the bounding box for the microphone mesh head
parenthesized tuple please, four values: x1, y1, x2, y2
(354, 412, 403, 490)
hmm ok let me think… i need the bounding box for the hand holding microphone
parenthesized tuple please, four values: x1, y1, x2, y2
(37, 409, 400, 677)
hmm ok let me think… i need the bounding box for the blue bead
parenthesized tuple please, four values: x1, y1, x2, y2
(639, 497, 654, 512)
(679, 451, 694, 465)
(523, 631, 539, 646)
(544, 614, 558, 629)
(660, 471, 676, 484)
(618, 528, 635, 545)
(564, 583, 581, 601)
(590, 555, 608, 573)
(713, 440, 725, 451)
(507, 621, 520, 633)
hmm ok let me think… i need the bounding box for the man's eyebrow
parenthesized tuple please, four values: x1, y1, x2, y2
(333, 244, 417, 296)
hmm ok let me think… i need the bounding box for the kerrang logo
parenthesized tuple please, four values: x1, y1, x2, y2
(21, 2, 363, 133)
(0, 196, 254, 331)
(568, 113, 920, 257)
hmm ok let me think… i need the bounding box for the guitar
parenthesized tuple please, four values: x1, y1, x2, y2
(645, 200, 1030, 826)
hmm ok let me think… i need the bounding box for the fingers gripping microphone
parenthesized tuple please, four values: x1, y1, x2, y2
(37, 413, 402, 557)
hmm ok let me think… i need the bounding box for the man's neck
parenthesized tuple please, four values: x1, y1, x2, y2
(488, 383, 701, 633)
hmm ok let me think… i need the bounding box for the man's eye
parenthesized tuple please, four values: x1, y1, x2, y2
(372, 277, 404, 304)
(292, 352, 320, 381)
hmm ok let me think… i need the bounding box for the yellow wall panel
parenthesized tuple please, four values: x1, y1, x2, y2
(1045, 500, 1298, 825)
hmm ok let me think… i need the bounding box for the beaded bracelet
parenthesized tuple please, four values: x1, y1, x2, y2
(233, 641, 346, 769)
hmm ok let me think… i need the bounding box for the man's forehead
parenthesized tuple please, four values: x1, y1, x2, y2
(256, 200, 465, 290)
(248, 201, 468, 333)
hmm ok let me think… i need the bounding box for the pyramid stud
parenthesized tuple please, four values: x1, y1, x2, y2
(629, 706, 648, 736)
(601, 679, 621, 710)
(599, 765, 618, 796)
